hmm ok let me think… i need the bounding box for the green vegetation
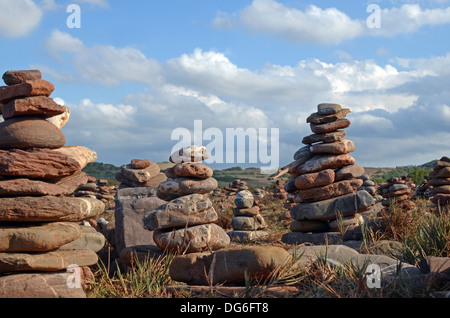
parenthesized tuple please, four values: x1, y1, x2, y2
(82, 162, 120, 180)
(371, 160, 437, 185)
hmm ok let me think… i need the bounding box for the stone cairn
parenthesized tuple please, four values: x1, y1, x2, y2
(0, 70, 106, 298)
(428, 156, 450, 213)
(113, 158, 167, 267)
(224, 179, 248, 197)
(281, 103, 375, 245)
(228, 190, 269, 241)
(143, 145, 230, 254)
(272, 179, 288, 200)
(378, 176, 416, 213)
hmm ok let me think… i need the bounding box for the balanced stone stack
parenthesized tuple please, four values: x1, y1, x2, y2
(272, 179, 288, 200)
(228, 190, 269, 241)
(115, 158, 167, 188)
(143, 145, 230, 254)
(0, 70, 105, 298)
(281, 103, 375, 245)
(224, 179, 247, 197)
(378, 176, 416, 212)
(358, 174, 378, 198)
(428, 156, 450, 213)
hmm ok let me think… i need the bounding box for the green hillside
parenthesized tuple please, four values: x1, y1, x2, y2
(371, 160, 437, 184)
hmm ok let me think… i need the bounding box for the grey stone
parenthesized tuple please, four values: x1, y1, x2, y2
(231, 215, 267, 231)
(281, 231, 343, 245)
(234, 190, 254, 209)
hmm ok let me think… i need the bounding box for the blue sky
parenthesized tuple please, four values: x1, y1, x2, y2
(1, 0, 450, 170)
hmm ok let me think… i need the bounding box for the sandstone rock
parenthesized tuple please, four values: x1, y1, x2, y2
(116, 171, 167, 188)
(0, 222, 81, 252)
(153, 223, 230, 253)
(310, 118, 351, 134)
(294, 169, 335, 190)
(120, 162, 160, 183)
(428, 178, 450, 187)
(2, 70, 42, 85)
(0, 116, 66, 149)
(143, 194, 217, 231)
(171, 162, 213, 179)
(231, 215, 267, 231)
(335, 164, 365, 181)
(0, 80, 54, 104)
(289, 220, 330, 232)
(0, 148, 81, 180)
(0, 249, 98, 273)
(131, 159, 152, 169)
(309, 139, 355, 155)
(156, 177, 218, 201)
(317, 103, 342, 115)
(0, 196, 105, 222)
(297, 179, 363, 202)
(51, 146, 97, 170)
(302, 130, 346, 145)
(431, 194, 450, 205)
(290, 190, 374, 221)
(60, 226, 106, 253)
(169, 246, 292, 285)
(288, 244, 358, 266)
(0, 171, 88, 197)
(2, 96, 65, 120)
(293, 146, 313, 161)
(431, 185, 450, 194)
(0, 272, 86, 298)
(234, 190, 255, 209)
(169, 145, 210, 163)
(46, 105, 70, 129)
(429, 167, 450, 179)
(297, 154, 356, 175)
(233, 206, 260, 217)
(281, 231, 343, 245)
(307, 108, 351, 124)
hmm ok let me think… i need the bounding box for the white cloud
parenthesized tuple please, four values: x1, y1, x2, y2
(0, 0, 42, 38)
(72, 0, 109, 8)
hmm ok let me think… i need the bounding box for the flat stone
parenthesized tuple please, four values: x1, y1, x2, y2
(2, 70, 42, 85)
(431, 194, 450, 205)
(169, 145, 210, 163)
(298, 179, 363, 202)
(432, 185, 450, 194)
(335, 164, 365, 181)
(0, 148, 81, 180)
(168, 162, 214, 179)
(0, 196, 105, 222)
(307, 108, 351, 124)
(228, 230, 269, 241)
(388, 183, 408, 192)
(231, 215, 267, 231)
(2, 96, 65, 120)
(290, 190, 374, 221)
(0, 80, 54, 104)
(0, 222, 81, 252)
(310, 139, 355, 155)
(51, 146, 97, 170)
(59, 225, 106, 253)
(143, 194, 217, 231)
(428, 178, 450, 187)
(429, 167, 450, 179)
(131, 159, 152, 169)
(281, 232, 343, 245)
(294, 169, 335, 190)
(120, 162, 160, 183)
(114, 187, 166, 254)
(0, 171, 88, 197)
(0, 249, 98, 273)
(153, 223, 230, 253)
(0, 272, 87, 298)
(116, 171, 167, 188)
(297, 154, 356, 175)
(0, 116, 65, 149)
(302, 130, 347, 145)
(293, 146, 313, 161)
(233, 206, 260, 217)
(234, 190, 255, 209)
(317, 103, 342, 115)
(156, 177, 218, 201)
(343, 217, 386, 241)
(310, 118, 351, 134)
(289, 220, 330, 232)
(288, 244, 358, 266)
(169, 246, 292, 285)
(328, 214, 364, 232)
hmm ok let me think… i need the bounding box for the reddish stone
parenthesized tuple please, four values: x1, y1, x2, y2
(172, 162, 213, 179)
(310, 118, 351, 134)
(2, 96, 65, 119)
(2, 70, 42, 86)
(298, 179, 363, 202)
(295, 169, 335, 190)
(0, 80, 54, 104)
(130, 158, 152, 169)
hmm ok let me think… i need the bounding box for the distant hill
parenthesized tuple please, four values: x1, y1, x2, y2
(82, 161, 174, 181)
(368, 160, 437, 184)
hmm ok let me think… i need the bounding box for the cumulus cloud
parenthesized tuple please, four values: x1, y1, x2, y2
(0, 0, 42, 38)
(214, 0, 450, 44)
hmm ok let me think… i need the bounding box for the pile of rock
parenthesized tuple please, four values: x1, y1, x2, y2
(115, 158, 167, 189)
(0, 70, 105, 298)
(272, 179, 288, 200)
(228, 190, 269, 241)
(428, 156, 450, 213)
(143, 145, 230, 254)
(281, 103, 375, 245)
(252, 188, 266, 199)
(358, 174, 379, 198)
(224, 179, 248, 196)
(378, 176, 416, 212)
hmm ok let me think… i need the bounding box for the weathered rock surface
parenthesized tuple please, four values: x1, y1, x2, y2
(156, 177, 218, 201)
(297, 179, 363, 202)
(2, 96, 65, 120)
